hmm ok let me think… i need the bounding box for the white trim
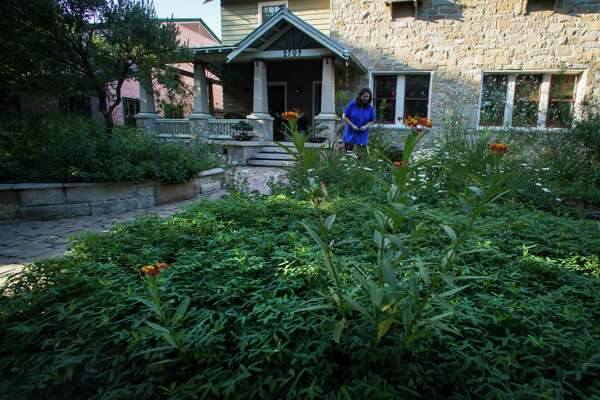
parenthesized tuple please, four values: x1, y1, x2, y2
(267, 81, 288, 111)
(257, 1, 288, 25)
(503, 74, 516, 128)
(312, 81, 322, 118)
(394, 76, 405, 124)
(537, 74, 551, 128)
(476, 71, 484, 128)
(574, 69, 588, 122)
(369, 70, 433, 128)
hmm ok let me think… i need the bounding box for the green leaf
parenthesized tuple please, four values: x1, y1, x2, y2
(438, 285, 470, 298)
(333, 318, 346, 343)
(370, 288, 385, 308)
(376, 318, 394, 342)
(133, 297, 160, 315)
(294, 304, 335, 313)
(417, 258, 430, 286)
(303, 223, 327, 252)
(380, 259, 398, 290)
(440, 224, 457, 241)
(457, 195, 473, 216)
(144, 320, 170, 334)
(373, 230, 384, 249)
(405, 328, 431, 345)
(172, 296, 190, 324)
(468, 186, 483, 198)
(324, 214, 336, 231)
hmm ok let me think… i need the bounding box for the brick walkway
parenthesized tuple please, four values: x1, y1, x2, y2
(0, 167, 286, 280)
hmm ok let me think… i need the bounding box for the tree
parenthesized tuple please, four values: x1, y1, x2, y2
(1, 0, 189, 134)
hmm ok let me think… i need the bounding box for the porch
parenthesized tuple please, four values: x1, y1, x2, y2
(135, 7, 366, 164)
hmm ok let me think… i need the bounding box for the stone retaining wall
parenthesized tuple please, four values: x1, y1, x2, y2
(0, 168, 225, 221)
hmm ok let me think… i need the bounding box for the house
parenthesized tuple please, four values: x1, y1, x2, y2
(136, 0, 599, 160)
(8, 18, 223, 127)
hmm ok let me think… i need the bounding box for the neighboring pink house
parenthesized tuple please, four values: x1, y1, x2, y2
(112, 18, 223, 127)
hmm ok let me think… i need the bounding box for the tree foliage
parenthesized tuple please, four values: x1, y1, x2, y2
(1, 0, 189, 133)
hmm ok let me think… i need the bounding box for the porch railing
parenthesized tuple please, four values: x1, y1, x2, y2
(208, 118, 245, 138)
(155, 119, 191, 135)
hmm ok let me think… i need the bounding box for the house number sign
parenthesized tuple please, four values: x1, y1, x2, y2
(282, 49, 302, 57)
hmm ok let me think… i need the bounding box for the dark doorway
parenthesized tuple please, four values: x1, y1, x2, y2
(268, 83, 286, 141)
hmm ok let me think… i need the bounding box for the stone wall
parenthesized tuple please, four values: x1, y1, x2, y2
(0, 169, 224, 221)
(330, 0, 600, 128)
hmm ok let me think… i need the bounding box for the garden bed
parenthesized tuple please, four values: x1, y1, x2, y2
(0, 168, 224, 221)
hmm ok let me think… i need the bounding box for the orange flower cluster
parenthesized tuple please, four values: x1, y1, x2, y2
(489, 143, 509, 154)
(141, 262, 169, 277)
(393, 160, 406, 168)
(281, 111, 299, 120)
(404, 117, 432, 129)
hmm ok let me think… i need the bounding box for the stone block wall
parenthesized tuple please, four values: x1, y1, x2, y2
(330, 0, 600, 128)
(0, 168, 225, 221)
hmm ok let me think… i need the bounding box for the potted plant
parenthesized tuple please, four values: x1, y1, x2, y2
(307, 125, 328, 143)
(231, 121, 255, 141)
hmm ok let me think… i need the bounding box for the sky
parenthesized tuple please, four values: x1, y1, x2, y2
(154, 0, 222, 38)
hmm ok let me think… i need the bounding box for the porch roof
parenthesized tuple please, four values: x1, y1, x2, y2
(191, 8, 366, 72)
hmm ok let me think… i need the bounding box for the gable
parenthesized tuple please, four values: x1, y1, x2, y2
(264, 28, 322, 50)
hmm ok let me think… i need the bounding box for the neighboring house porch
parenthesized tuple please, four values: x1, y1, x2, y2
(137, 7, 366, 148)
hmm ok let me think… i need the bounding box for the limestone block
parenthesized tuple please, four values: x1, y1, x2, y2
(19, 204, 90, 221)
(90, 199, 139, 216)
(0, 204, 18, 220)
(155, 182, 196, 205)
(136, 196, 155, 209)
(0, 190, 19, 205)
(20, 188, 66, 206)
(66, 184, 138, 203)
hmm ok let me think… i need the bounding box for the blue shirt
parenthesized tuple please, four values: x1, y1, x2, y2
(343, 100, 375, 146)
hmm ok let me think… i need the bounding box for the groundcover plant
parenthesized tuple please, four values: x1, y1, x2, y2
(1, 130, 600, 399)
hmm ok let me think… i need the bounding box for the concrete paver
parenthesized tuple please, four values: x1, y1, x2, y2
(0, 167, 285, 281)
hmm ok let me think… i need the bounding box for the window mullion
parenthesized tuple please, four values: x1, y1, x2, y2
(395, 75, 405, 126)
(503, 74, 516, 128)
(537, 74, 551, 128)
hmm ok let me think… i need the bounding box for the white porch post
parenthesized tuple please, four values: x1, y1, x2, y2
(136, 74, 157, 133)
(189, 62, 212, 136)
(247, 59, 273, 140)
(314, 56, 337, 142)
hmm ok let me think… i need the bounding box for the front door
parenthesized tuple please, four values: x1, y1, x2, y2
(268, 83, 287, 141)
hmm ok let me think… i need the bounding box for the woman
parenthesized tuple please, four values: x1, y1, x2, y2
(342, 88, 376, 153)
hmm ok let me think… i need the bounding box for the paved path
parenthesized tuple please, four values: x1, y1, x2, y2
(0, 167, 286, 280)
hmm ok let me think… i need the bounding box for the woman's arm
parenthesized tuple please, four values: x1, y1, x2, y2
(359, 120, 375, 131)
(342, 113, 359, 131)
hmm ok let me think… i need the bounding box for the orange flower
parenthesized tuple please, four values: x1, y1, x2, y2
(405, 117, 419, 128)
(141, 265, 158, 276)
(419, 117, 432, 128)
(156, 262, 169, 271)
(489, 143, 509, 154)
(281, 111, 299, 120)
(394, 160, 406, 168)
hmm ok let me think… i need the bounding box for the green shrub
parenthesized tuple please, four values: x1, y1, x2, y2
(0, 115, 223, 183)
(1, 195, 599, 399)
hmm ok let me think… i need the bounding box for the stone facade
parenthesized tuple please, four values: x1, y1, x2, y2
(330, 0, 600, 128)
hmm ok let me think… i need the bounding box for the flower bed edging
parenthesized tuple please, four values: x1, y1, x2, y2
(0, 168, 224, 221)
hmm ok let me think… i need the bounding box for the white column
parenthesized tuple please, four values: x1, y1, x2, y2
(139, 77, 156, 114)
(191, 62, 212, 118)
(503, 74, 517, 128)
(248, 60, 271, 118)
(247, 59, 273, 141)
(395, 75, 406, 125)
(316, 57, 336, 118)
(314, 56, 338, 143)
(537, 74, 551, 128)
(136, 74, 157, 133)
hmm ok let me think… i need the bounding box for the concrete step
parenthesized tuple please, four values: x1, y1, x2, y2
(253, 152, 296, 161)
(199, 181, 222, 193)
(247, 159, 296, 167)
(260, 145, 298, 154)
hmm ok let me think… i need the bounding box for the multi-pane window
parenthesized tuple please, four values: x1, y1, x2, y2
(479, 72, 579, 129)
(123, 97, 140, 128)
(373, 73, 431, 125)
(259, 2, 286, 24)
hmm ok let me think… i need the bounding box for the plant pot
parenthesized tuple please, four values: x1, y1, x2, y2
(308, 136, 328, 143)
(232, 132, 255, 141)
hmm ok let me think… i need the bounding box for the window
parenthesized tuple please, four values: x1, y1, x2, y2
(258, 1, 287, 25)
(388, 0, 420, 19)
(372, 73, 431, 125)
(479, 72, 581, 129)
(525, 0, 557, 13)
(123, 97, 140, 128)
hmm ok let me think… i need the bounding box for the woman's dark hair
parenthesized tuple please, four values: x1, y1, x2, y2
(355, 88, 373, 107)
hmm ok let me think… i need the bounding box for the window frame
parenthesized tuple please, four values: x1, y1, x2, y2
(257, 1, 288, 25)
(122, 97, 141, 128)
(369, 70, 433, 129)
(476, 69, 587, 131)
